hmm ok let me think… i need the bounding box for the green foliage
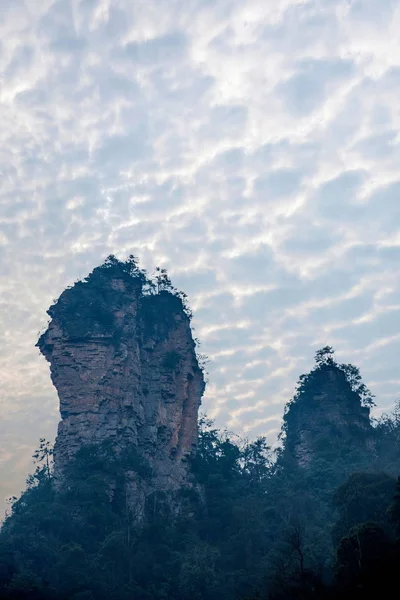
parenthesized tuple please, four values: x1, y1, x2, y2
(4, 352, 400, 600)
(388, 475, 400, 539)
(337, 362, 375, 408)
(140, 291, 187, 340)
(374, 400, 400, 473)
(40, 256, 195, 346)
(0, 421, 277, 600)
(32, 439, 53, 481)
(333, 522, 393, 595)
(332, 472, 396, 543)
(288, 347, 374, 412)
(281, 347, 374, 447)
(152, 267, 193, 320)
(94, 254, 147, 283)
(314, 346, 335, 366)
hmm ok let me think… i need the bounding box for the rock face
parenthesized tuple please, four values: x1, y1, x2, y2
(37, 259, 205, 514)
(283, 364, 374, 468)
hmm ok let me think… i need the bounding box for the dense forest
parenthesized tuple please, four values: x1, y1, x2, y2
(1, 345, 400, 599)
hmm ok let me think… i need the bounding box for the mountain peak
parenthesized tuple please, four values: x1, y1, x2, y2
(36, 256, 205, 518)
(281, 349, 375, 468)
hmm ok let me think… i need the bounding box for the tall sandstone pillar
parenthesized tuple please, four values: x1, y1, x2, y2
(37, 260, 205, 515)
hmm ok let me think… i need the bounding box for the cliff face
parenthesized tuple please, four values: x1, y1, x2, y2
(283, 364, 375, 468)
(37, 260, 205, 513)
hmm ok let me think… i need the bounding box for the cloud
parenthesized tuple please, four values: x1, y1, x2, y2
(123, 33, 188, 65)
(1, 0, 400, 514)
(254, 168, 303, 201)
(278, 58, 355, 116)
(313, 170, 367, 218)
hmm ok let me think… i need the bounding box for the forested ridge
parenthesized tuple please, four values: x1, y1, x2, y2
(2, 347, 400, 599)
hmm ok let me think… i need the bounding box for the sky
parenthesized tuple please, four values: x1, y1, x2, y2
(1, 0, 400, 512)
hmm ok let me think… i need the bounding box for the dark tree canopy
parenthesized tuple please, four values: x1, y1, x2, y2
(2, 328, 400, 600)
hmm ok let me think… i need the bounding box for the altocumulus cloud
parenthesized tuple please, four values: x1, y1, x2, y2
(1, 0, 400, 512)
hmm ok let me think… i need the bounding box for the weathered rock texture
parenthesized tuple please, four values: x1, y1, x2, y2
(283, 365, 375, 468)
(37, 261, 205, 513)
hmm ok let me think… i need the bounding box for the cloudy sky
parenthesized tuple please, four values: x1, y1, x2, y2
(1, 0, 400, 511)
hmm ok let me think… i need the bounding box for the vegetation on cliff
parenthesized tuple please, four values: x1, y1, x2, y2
(36, 256, 205, 510)
(2, 347, 400, 599)
(39, 256, 194, 344)
(2, 258, 400, 599)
